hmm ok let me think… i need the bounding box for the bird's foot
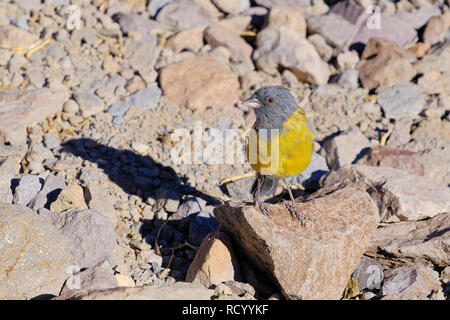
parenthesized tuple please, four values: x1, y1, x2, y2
(256, 200, 271, 216)
(283, 200, 311, 228)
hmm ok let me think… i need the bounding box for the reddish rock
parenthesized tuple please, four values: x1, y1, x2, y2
(365, 213, 450, 268)
(381, 265, 444, 300)
(423, 11, 450, 46)
(214, 183, 379, 300)
(355, 146, 425, 176)
(357, 38, 415, 90)
(204, 24, 253, 62)
(186, 231, 241, 287)
(0, 88, 70, 144)
(321, 165, 450, 222)
(159, 56, 240, 110)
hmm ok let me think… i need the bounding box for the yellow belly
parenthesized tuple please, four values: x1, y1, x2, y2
(247, 107, 314, 178)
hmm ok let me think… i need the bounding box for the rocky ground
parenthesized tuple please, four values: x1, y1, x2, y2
(0, 0, 449, 300)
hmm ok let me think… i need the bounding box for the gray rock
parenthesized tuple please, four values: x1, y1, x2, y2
(378, 83, 426, 120)
(211, 0, 250, 14)
(307, 34, 333, 62)
(129, 87, 162, 110)
(72, 91, 105, 118)
(125, 38, 161, 82)
(254, 0, 311, 7)
(322, 126, 371, 170)
(0, 144, 27, 176)
(13, 174, 43, 206)
(112, 13, 161, 44)
(28, 174, 66, 211)
(254, 25, 330, 84)
(321, 165, 450, 222)
(0, 88, 69, 144)
(351, 258, 383, 291)
(43, 132, 60, 150)
(61, 266, 118, 294)
(396, 4, 440, 30)
(53, 209, 116, 269)
(307, 13, 356, 48)
(381, 265, 443, 300)
(156, 0, 214, 32)
(336, 69, 359, 90)
(54, 282, 214, 300)
(204, 24, 253, 62)
(348, 15, 417, 49)
(0, 174, 13, 204)
(0, 203, 72, 299)
(285, 152, 329, 189)
(147, 0, 172, 18)
(366, 212, 450, 268)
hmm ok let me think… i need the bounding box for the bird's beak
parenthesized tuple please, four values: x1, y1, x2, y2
(238, 96, 262, 110)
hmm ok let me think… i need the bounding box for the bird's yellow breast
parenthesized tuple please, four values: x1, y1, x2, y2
(247, 107, 314, 177)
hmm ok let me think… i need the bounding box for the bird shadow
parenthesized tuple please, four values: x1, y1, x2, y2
(60, 138, 220, 205)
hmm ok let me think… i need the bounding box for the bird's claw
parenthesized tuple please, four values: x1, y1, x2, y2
(256, 200, 271, 216)
(284, 200, 311, 227)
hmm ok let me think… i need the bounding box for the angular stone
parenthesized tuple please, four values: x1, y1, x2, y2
(254, 0, 311, 7)
(351, 258, 383, 291)
(125, 38, 161, 82)
(405, 137, 450, 185)
(268, 5, 307, 37)
(204, 24, 253, 62)
(13, 174, 42, 207)
(54, 282, 214, 300)
(156, 0, 214, 32)
(349, 15, 417, 48)
(52, 209, 116, 269)
(381, 265, 443, 300)
(84, 182, 120, 229)
(423, 12, 450, 46)
(0, 174, 13, 204)
(159, 56, 240, 110)
(112, 12, 162, 43)
(60, 266, 118, 294)
(254, 25, 330, 84)
(355, 146, 425, 176)
(215, 183, 379, 299)
(357, 38, 415, 90)
(415, 41, 450, 74)
(166, 26, 205, 53)
(321, 165, 450, 222)
(307, 13, 356, 47)
(0, 144, 27, 176)
(211, 0, 250, 14)
(28, 174, 66, 211)
(418, 71, 450, 95)
(365, 212, 450, 268)
(72, 91, 105, 118)
(0, 25, 38, 53)
(0, 88, 69, 143)
(0, 203, 72, 299)
(377, 83, 426, 119)
(322, 126, 371, 170)
(396, 4, 440, 30)
(50, 183, 88, 212)
(307, 34, 333, 61)
(186, 231, 241, 287)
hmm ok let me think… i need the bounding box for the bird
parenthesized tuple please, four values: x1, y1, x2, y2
(240, 86, 314, 227)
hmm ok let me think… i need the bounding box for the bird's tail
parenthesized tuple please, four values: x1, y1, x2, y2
(251, 174, 279, 198)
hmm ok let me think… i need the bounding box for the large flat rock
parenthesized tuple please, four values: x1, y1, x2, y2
(214, 183, 379, 299)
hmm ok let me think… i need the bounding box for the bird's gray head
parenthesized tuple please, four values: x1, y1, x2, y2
(241, 86, 297, 130)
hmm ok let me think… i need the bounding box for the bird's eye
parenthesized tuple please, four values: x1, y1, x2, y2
(267, 98, 274, 104)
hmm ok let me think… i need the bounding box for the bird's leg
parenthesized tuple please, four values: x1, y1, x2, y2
(254, 176, 271, 216)
(282, 179, 311, 227)
(220, 171, 256, 185)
